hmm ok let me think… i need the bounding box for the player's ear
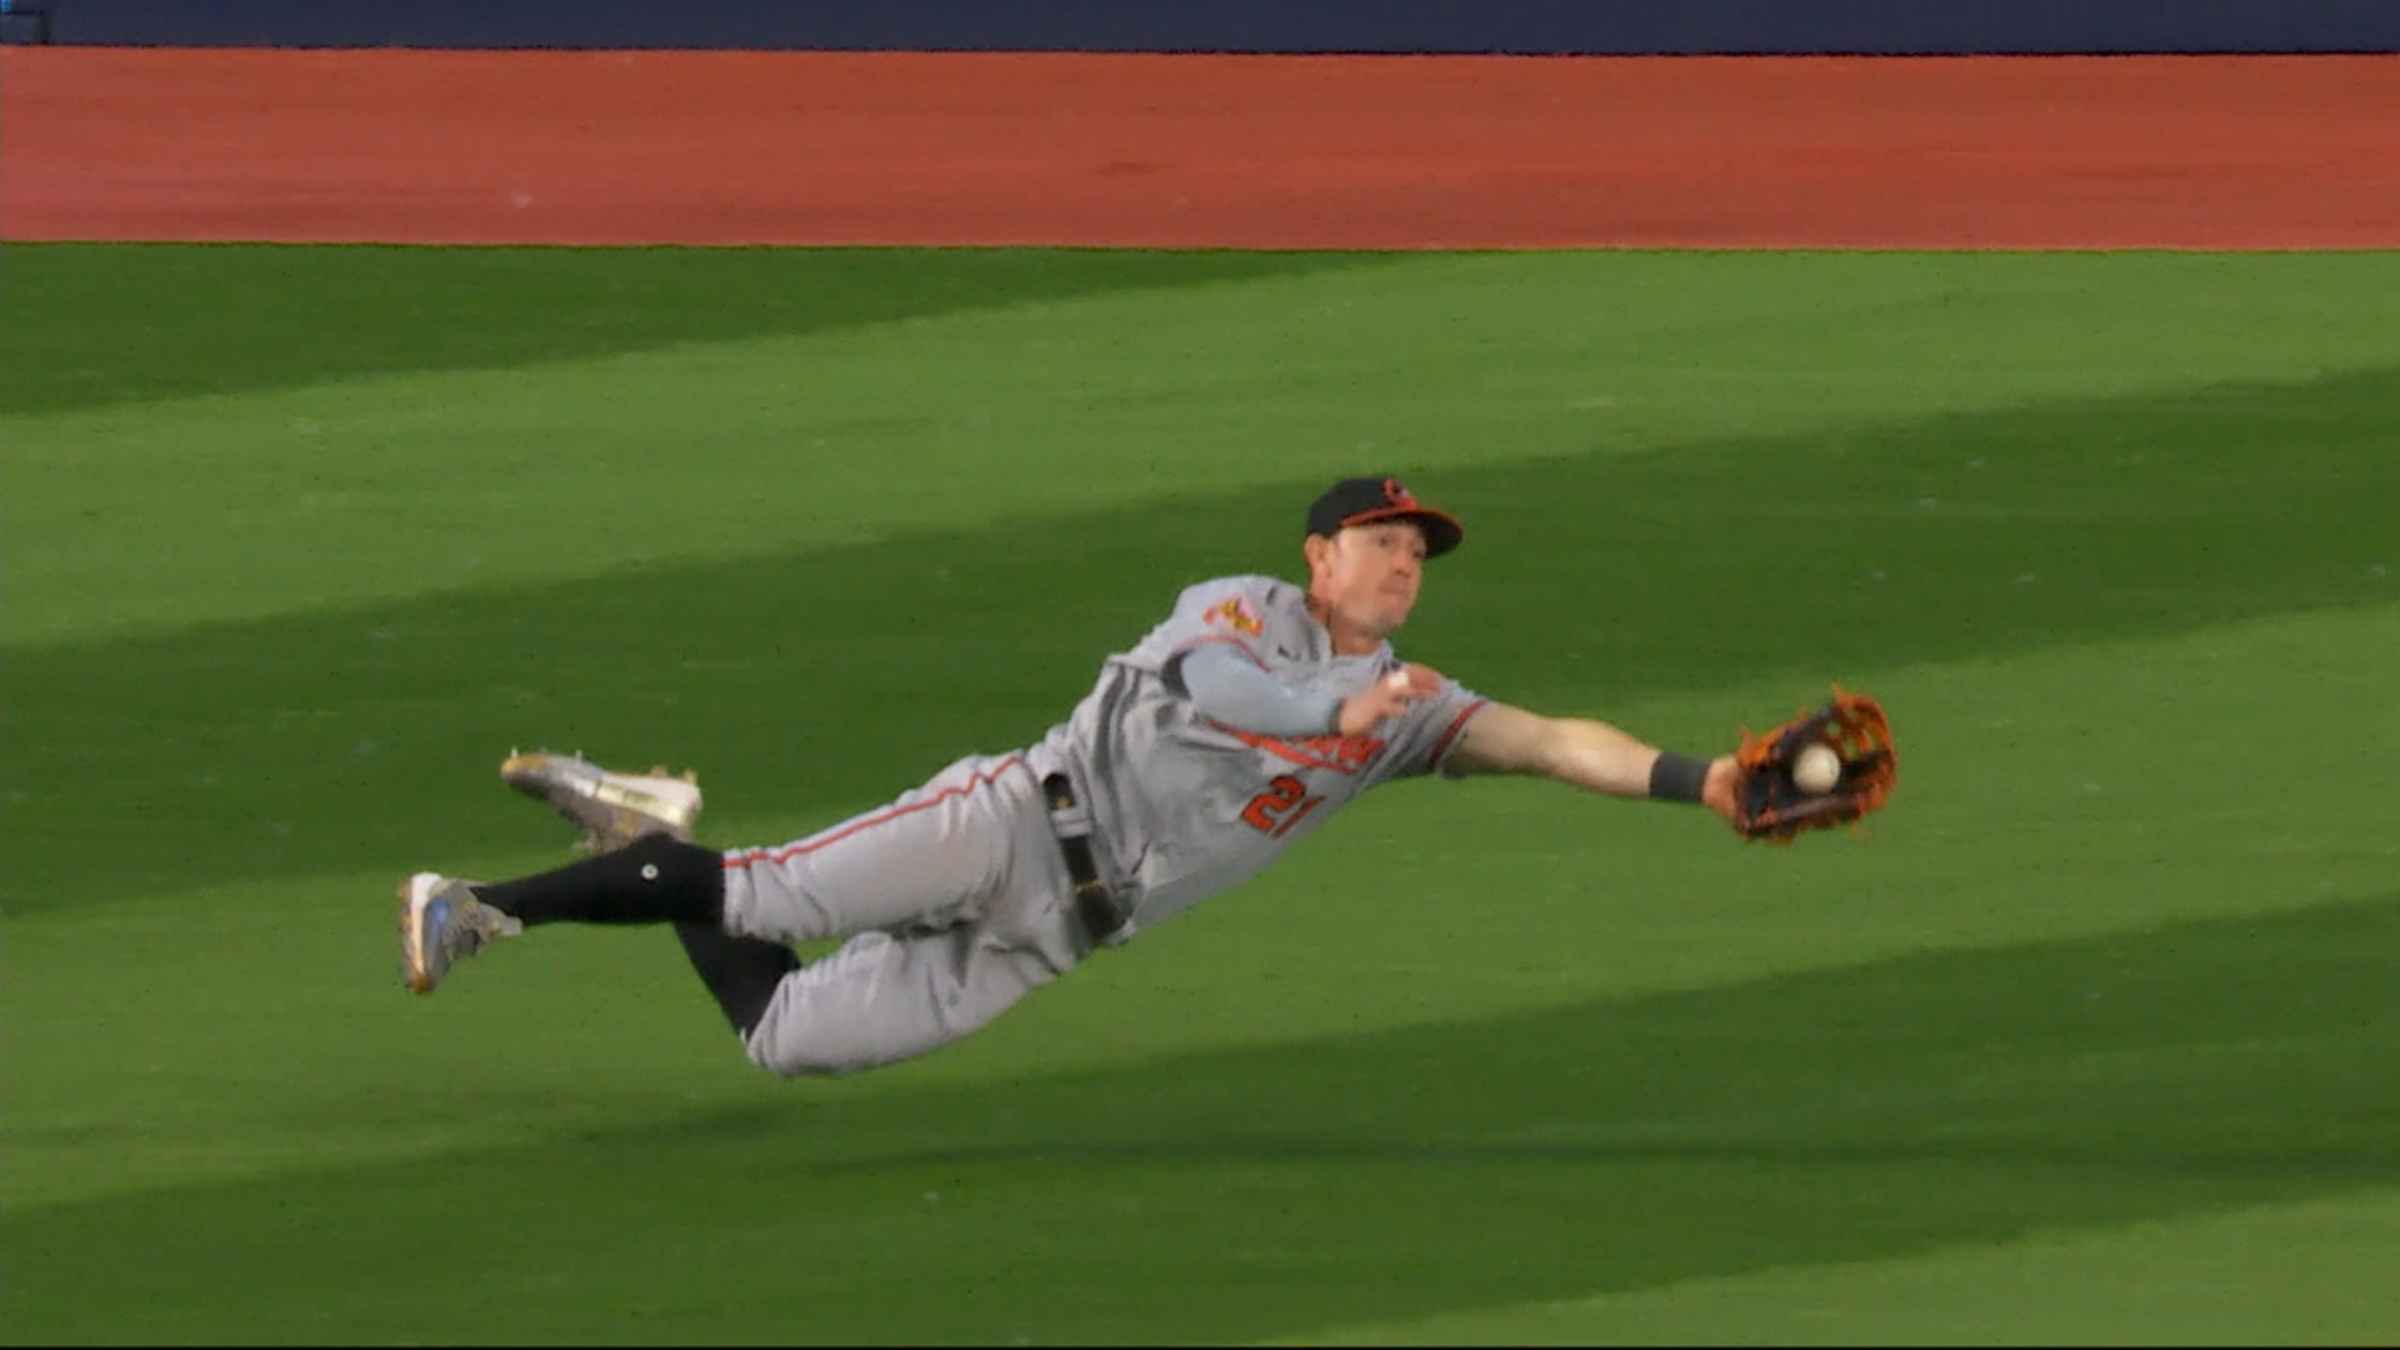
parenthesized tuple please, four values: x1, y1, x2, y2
(1302, 531, 1332, 577)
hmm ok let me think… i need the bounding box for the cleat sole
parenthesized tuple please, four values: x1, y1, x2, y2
(397, 873, 436, 994)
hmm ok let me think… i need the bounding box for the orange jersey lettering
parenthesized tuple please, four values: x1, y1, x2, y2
(1215, 724, 1385, 775)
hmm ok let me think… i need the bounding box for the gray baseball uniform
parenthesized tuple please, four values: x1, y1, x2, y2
(721, 574, 1488, 1076)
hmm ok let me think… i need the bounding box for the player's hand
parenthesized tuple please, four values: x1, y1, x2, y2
(1701, 755, 1741, 827)
(1335, 664, 1444, 737)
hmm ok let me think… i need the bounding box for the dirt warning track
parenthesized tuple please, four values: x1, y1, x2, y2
(4, 49, 2395, 248)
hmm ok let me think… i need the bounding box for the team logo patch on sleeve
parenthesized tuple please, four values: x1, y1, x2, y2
(1206, 596, 1265, 637)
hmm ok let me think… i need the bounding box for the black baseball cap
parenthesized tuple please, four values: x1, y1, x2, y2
(1305, 476, 1464, 559)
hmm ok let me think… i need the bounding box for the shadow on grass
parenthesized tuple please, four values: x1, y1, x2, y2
(0, 244, 1392, 415)
(7, 365, 2395, 917)
(9, 891, 2397, 1342)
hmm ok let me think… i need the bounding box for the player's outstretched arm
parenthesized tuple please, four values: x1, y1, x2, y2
(1447, 701, 1739, 824)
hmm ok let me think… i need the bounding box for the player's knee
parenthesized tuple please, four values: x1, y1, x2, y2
(742, 1029, 860, 1079)
(742, 1016, 916, 1078)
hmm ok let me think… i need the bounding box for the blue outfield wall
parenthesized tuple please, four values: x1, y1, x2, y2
(24, 0, 2400, 53)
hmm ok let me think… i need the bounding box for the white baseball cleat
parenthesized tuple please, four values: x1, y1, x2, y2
(499, 749, 703, 852)
(397, 872, 522, 995)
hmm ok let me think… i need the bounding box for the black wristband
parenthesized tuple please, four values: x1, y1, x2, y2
(1648, 751, 1711, 804)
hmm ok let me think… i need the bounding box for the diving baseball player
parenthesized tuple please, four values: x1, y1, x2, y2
(397, 476, 1852, 1078)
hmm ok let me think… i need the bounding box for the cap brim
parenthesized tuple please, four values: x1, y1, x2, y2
(1339, 506, 1464, 558)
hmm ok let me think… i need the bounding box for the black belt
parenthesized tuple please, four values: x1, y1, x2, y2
(1042, 772, 1129, 943)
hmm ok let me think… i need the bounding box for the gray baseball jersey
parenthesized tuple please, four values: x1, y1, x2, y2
(720, 573, 1486, 1075)
(1032, 573, 1488, 935)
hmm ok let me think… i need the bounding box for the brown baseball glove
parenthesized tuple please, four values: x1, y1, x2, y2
(1731, 689, 1897, 842)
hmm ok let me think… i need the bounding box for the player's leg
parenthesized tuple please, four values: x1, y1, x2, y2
(399, 837, 808, 1040)
(741, 920, 1069, 1076)
(717, 752, 1042, 948)
(671, 920, 798, 1037)
(494, 750, 800, 1031)
(487, 749, 1046, 950)
(470, 831, 724, 925)
(405, 752, 1080, 1054)
(728, 752, 1089, 1074)
(400, 831, 746, 994)
(402, 751, 799, 1022)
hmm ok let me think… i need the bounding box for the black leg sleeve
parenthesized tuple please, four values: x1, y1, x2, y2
(671, 921, 801, 1039)
(471, 834, 723, 928)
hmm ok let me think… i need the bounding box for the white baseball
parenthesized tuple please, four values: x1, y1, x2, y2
(1385, 671, 1411, 693)
(1793, 743, 1842, 794)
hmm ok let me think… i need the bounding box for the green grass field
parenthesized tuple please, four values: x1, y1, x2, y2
(6, 244, 2399, 1344)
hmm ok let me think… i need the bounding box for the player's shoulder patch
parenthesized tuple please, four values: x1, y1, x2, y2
(1178, 574, 1288, 638)
(1202, 593, 1266, 637)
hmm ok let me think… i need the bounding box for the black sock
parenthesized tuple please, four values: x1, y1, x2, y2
(472, 834, 724, 927)
(672, 921, 801, 1038)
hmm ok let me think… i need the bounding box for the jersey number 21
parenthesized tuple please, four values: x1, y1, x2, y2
(1240, 774, 1323, 839)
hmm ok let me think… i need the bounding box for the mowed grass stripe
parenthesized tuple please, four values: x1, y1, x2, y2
(8, 886, 2399, 1343)
(13, 250, 2400, 645)
(14, 247, 2391, 423)
(1286, 1192, 2400, 1345)
(0, 243, 1394, 417)
(8, 365, 2396, 917)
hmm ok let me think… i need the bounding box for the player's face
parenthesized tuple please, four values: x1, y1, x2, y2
(1311, 521, 1427, 639)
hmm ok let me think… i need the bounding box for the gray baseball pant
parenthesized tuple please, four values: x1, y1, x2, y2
(718, 752, 1091, 1076)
